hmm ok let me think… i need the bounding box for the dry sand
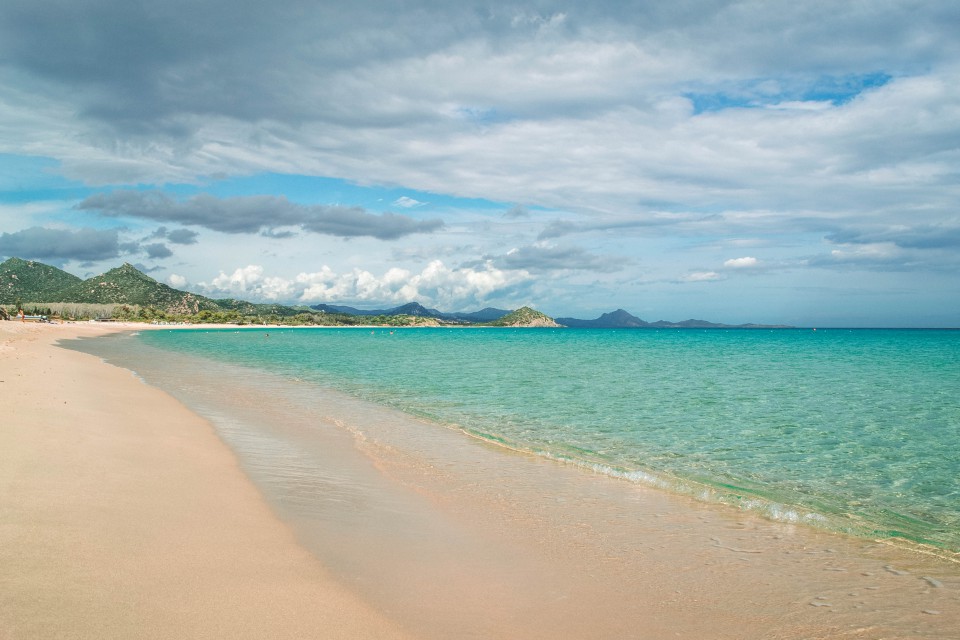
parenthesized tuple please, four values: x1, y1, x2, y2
(0, 321, 413, 640)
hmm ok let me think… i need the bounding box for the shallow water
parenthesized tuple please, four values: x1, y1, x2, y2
(63, 328, 960, 639)
(126, 327, 960, 553)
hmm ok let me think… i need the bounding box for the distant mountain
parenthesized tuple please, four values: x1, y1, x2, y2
(311, 302, 441, 317)
(646, 318, 792, 329)
(556, 309, 648, 328)
(648, 318, 727, 328)
(557, 309, 791, 329)
(311, 303, 369, 315)
(55, 263, 221, 314)
(0, 257, 83, 304)
(389, 302, 444, 317)
(486, 306, 559, 327)
(310, 301, 511, 322)
(448, 307, 512, 322)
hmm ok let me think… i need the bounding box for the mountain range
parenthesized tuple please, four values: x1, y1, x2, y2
(0, 257, 789, 328)
(1, 258, 222, 315)
(310, 302, 512, 323)
(555, 308, 789, 329)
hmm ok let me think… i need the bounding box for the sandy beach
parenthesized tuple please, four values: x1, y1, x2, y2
(3, 321, 959, 639)
(0, 321, 412, 640)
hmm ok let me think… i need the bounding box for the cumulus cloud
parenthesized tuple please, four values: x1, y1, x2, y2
(205, 265, 297, 300)
(724, 256, 759, 268)
(167, 273, 187, 288)
(76, 191, 444, 240)
(0, 226, 124, 262)
(196, 260, 532, 309)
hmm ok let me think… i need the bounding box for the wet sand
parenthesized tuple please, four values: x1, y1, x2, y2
(3, 321, 959, 639)
(0, 321, 412, 640)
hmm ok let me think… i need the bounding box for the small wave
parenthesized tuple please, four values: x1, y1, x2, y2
(447, 429, 931, 551)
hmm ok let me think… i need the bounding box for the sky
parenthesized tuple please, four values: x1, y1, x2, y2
(1, 0, 959, 327)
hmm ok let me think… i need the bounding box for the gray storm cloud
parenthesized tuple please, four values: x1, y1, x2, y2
(0, 227, 123, 263)
(77, 191, 444, 240)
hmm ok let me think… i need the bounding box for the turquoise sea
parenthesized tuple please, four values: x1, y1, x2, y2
(91, 327, 960, 555)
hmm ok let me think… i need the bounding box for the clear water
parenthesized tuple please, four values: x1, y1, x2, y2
(128, 327, 960, 553)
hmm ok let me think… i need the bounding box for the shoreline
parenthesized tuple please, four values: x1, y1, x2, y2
(4, 321, 959, 638)
(132, 324, 960, 561)
(0, 321, 413, 639)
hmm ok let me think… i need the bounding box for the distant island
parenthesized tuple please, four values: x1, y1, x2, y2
(0, 257, 789, 328)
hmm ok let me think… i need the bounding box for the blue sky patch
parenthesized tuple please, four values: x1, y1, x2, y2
(685, 72, 893, 114)
(192, 173, 511, 215)
(0, 158, 513, 218)
(0, 154, 91, 203)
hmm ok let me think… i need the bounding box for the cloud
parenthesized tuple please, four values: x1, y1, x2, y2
(493, 243, 622, 273)
(724, 256, 759, 268)
(302, 208, 442, 240)
(392, 196, 426, 208)
(143, 242, 173, 259)
(166, 228, 199, 245)
(0, 226, 123, 262)
(76, 191, 444, 240)
(807, 242, 910, 271)
(3, 2, 955, 144)
(0, 224, 188, 264)
(805, 239, 960, 273)
(2, 0, 956, 220)
(167, 273, 187, 288)
(196, 260, 533, 309)
(206, 265, 296, 300)
(504, 205, 530, 218)
(682, 271, 721, 282)
(2, 2, 957, 257)
(826, 223, 960, 251)
(537, 213, 710, 240)
(806, 223, 960, 273)
(537, 220, 581, 240)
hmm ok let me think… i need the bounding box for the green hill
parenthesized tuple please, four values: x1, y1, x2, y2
(0, 257, 83, 305)
(486, 306, 559, 327)
(56, 263, 221, 315)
